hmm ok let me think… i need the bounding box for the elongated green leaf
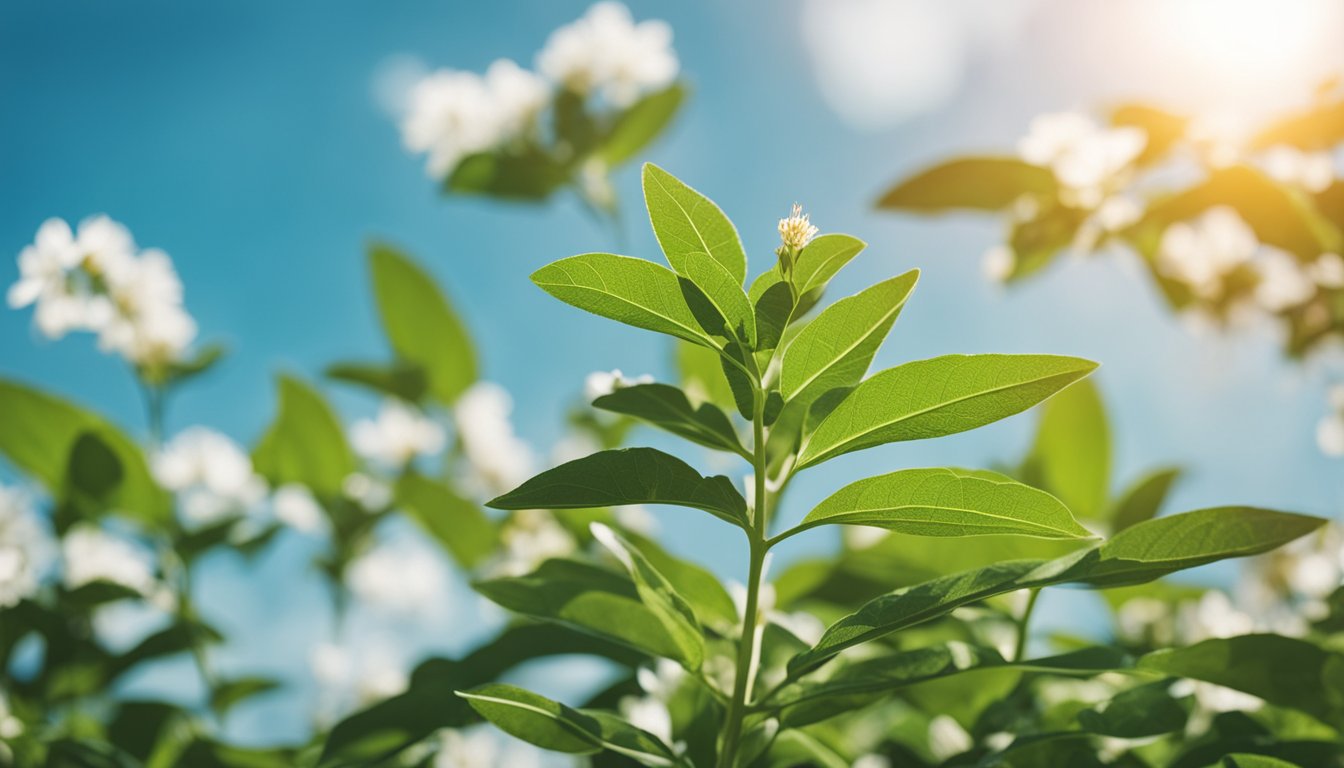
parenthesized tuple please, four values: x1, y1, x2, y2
(602, 84, 686, 165)
(625, 532, 738, 632)
(0, 379, 170, 525)
(460, 684, 678, 765)
(1024, 377, 1110, 520)
(532, 253, 720, 349)
(396, 473, 496, 569)
(1141, 635, 1344, 727)
(783, 467, 1093, 541)
(792, 507, 1323, 675)
(1221, 755, 1305, 768)
(642, 163, 746, 284)
(680, 251, 755, 345)
(487, 448, 747, 528)
(797, 354, 1099, 469)
(775, 644, 1127, 727)
(252, 375, 356, 497)
(1109, 466, 1182, 532)
(781, 270, 919, 407)
(591, 524, 704, 670)
(876, 157, 1057, 213)
(325, 360, 428, 403)
(369, 243, 476, 405)
(1076, 680, 1191, 738)
(474, 559, 689, 663)
(789, 559, 1045, 675)
(794, 234, 868, 298)
(592, 383, 744, 456)
(1031, 506, 1327, 588)
(210, 677, 281, 716)
(448, 148, 569, 200)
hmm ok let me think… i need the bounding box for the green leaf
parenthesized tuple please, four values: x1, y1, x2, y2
(592, 383, 744, 455)
(459, 684, 679, 765)
(0, 379, 170, 525)
(876, 157, 1057, 213)
(796, 354, 1099, 469)
(474, 559, 690, 664)
(780, 270, 919, 407)
(624, 532, 738, 631)
(774, 644, 1127, 727)
(677, 340, 737, 410)
(782, 467, 1093, 541)
(642, 163, 747, 285)
(1024, 377, 1110, 520)
(1031, 506, 1327, 589)
(325, 360, 429, 403)
(680, 251, 755, 345)
(1140, 635, 1344, 727)
(1076, 680, 1191, 738)
(752, 280, 794, 351)
(252, 375, 356, 497)
(160, 342, 227, 389)
(487, 448, 747, 528)
(602, 83, 686, 165)
(591, 524, 704, 670)
(210, 677, 281, 716)
(793, 234, 869, 299)
(1221, 755, 1305, 768)
(395, 473, 496, 569)
(1109, 466, 1182, 532)
(789, 559, 1046, 675)
(533, 253, 721, 349)
(447, 148, 569, 200)
(369, 243, 477, 405)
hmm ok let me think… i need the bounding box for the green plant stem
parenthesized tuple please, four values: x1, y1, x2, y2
(1012, 587, 1042, 663)
(718, 387, 771, 768)
(140, 381, 167, 447)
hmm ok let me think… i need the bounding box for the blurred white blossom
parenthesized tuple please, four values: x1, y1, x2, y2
(61, 525, 158, 597)
(1018, 112, 1146, 208)
(981, 245, 1016, 283)
(1253, 249, 1315, 312)
(1259, 144, 1336, 193)
(1157, 207, 1257, 298)
(455, 382, 536, 496)
(1310, 253, 1344, 288)
(1176, 591, 1254, 643)
(492, 509, 574, 577)
(537, 2, 677, 108)
(346, 540, 451, 615)
(0, 691, 23, 740)
(351, 400, 446, 467)
(1318, 384, 1344, 457)
(272, 484, 326, 533)
(435, 725, 543, 768)
(155, 427, 267, 528)
(342, 472, 394, 512)
(0, 485, 49, 608)
(927, 714, 973, 761)
(310, 641, 409, 724)
(7, 216, 197, 368)
(584, 368, 653, 401)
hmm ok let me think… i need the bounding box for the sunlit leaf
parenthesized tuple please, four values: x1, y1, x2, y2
(642, 163, 747, 284)
(592, 383, 744, 456)
(591, 523, 704, 670)
(602, 84, 686, 165)
(680, 251, 755, 345)
(876, 157, 1057, 213)
(252, 375, 356, 497)
(1023, 377, 1110, 520)
(1109, 466, 1182, 532)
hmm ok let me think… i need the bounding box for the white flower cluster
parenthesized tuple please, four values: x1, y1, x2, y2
(433, 725, 543, 768)
(1157, 206, 1340, 314)
(0, 485, 50, 608)
(61, 525, 166, 606)
(618, 658, 685, 748)
(350, 399, 447, 468)
(401, 2, 677, 179)
(8, 216, 196, 368)
(1258, 144, 1337, 194)
(345, 539, 451, 616)
(454, 382, 536, 497)
(155, 427, 267, 528)
(1017, 112, 1147, 209)
(309, 641, 409, 725)
(583, 368, 653, 401)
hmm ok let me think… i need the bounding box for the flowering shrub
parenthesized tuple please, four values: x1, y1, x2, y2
(439, 165, 1337, 767)
(398, 2, 685, 222)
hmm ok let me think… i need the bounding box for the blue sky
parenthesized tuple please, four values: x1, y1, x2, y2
(3, 0, 1343, 745)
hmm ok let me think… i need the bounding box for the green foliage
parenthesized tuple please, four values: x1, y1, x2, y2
(252, 374, 357, 497)
(459, 164, 1330, 767)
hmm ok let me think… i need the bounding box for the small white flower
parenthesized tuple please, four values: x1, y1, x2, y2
(272, 484, 325, 533)
(1018, 112, 1145, 208)
(981, 245, 1015, 282)
(619, 694, 673, 743)
(8, 217, 118, 339)
(351, 400, 446, 467)
(1260, 145, 1335, 193)
(482, 59, 549, 141)
(155, 427, 267, 527)
(1177, 591, 1254, 643)
(1317, 413, 1344, 457)
(342, 472, 394, 511)
(61, 525, 157, 596)
(778, 203, 819, 251)
(402, 70, 498, 178)
(1309, 253, 1344, 288)
(0, 485, 50, 608)
(435, 726, 543, 768)
(346, 541, 450, 615)
(1157, 207, 1258, 298)
(455, 382, 536, 496)
(97, 247, 198, 367)
(1253, 248, 1315, 312)
(537, 2, 678, 108)
(584, 368, 653, 401)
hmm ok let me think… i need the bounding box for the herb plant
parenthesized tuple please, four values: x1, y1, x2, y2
(458, 164, 1334, 767)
